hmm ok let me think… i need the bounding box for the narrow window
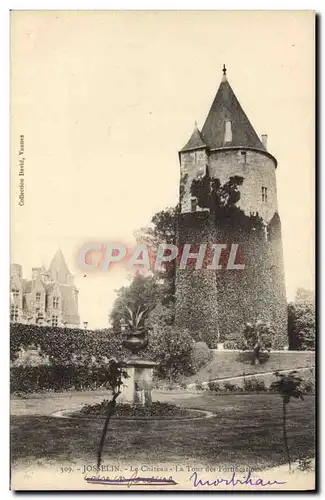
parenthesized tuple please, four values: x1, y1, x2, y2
(12, 289, 19, 297)
(52, 315, 58, 327)
(262, 186, 268, 202)
(191, 198, 197, 213)
(241, 151, 247, 164)
(11, 305, 19, 322)
(53, 297, 59, 309)
(36, 292, 41, 302)
(224, 121, 232, 143)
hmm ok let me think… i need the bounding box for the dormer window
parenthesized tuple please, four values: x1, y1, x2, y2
(191, 198, 197, 213)
(224, 121, 232, 143)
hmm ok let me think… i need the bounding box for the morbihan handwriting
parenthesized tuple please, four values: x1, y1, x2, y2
(190, 471, 286, 488)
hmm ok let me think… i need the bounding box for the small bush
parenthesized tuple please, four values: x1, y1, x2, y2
(191, 342, 213, 373)
(297, 457, 313, 472)
(179, 381, 188, 390)
(223, 382, 239, 392)
(195, 382, 204, 391)
(223, 340, 239, 350)
(208, 381, 221, 392)
(303, 381, 314, 393)
(243, 377, 267, 392)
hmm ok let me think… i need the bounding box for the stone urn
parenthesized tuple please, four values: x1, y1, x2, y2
(119, 308, 157, 405)
(122, 331, 148, 356)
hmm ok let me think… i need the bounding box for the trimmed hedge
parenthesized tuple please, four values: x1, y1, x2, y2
(10, 364, 113, 393)
(10, 323, 128, 393)
(10, 323, 125, 364)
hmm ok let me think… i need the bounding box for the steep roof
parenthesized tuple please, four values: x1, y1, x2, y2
(201, 71, 265, 151)
(181, 124, 206, 152)
(48, 249, 71, 284)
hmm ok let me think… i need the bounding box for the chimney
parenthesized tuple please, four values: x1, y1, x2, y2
(32, 267, 40, 280)
(11, 263, 22, 278)
(261, 134, 268, 149)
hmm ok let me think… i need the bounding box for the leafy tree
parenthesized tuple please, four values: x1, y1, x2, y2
(288, 288, 315, 351)
(270, 371, 304, 471)
(110, 206, 179, 333)
(134, 205, 179, 304)
(97, 359, 128, 468)
(145, 302, 175, 330)
(110, 273, 161, 334)
(238, 320, 273, 365)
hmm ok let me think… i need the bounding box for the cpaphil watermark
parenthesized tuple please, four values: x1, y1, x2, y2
(77, 242, 245, 272)
(18, 135, 25, 206)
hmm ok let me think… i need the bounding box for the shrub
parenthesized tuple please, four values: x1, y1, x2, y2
(297, 457, 313, 472)
(240, 320, 273, 364)
(243, 377, 267, 392)
(302, 381, 314, 393)
(147, 326, 194, 381)
(223, 382, 238, 392)
(223, 340, 239, 350)
(179, 381, 188, 390)
(208, 381, 221, 392)
(191, 342, 213, 372)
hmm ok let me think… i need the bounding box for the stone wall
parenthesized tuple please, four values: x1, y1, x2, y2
(209, 148, 279, 223)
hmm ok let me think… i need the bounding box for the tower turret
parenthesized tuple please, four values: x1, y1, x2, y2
(175, 67, 287, 348)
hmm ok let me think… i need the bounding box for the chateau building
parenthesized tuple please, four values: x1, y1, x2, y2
(175, 66, 287, 348)
(10, 250, 80, 328)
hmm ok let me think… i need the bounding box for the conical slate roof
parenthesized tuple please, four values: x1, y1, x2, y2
(201, 72, 265, 151)
(181, 124, 206, 152)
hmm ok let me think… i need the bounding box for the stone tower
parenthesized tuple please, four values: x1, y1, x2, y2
(175, 67, 288, 349)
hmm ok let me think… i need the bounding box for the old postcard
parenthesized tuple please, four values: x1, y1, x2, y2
(10, 10, 315, 491)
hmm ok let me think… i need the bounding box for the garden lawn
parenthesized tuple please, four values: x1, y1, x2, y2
(186, 351, 315, 384)
(11, 391, 315, 471)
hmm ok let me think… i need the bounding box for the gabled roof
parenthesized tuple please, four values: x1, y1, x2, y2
(180, 124, 206, 152)
(201, 72, 265, 151)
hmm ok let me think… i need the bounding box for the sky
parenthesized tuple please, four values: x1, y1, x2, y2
(11, 11, 315, 328)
